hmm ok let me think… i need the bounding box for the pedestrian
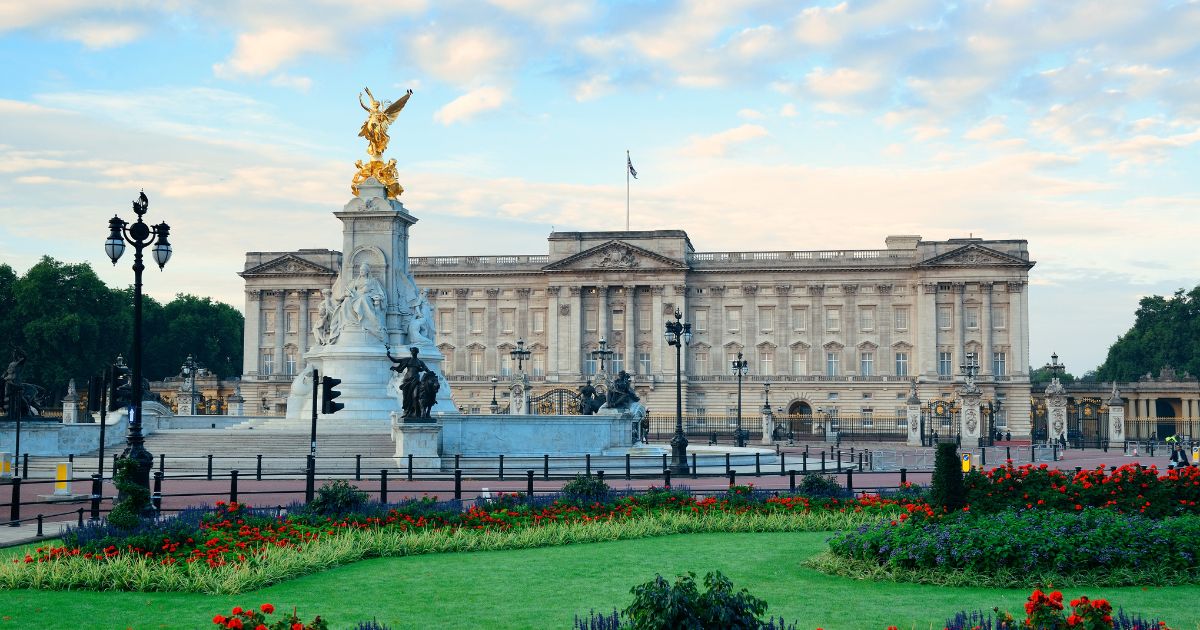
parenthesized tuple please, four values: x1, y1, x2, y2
(1170, 444, 1189, 469)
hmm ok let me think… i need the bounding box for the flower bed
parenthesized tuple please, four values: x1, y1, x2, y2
(966, 462, 1200, 517)
(819, 507, 1200, 587)
(1, 485, 916, 593)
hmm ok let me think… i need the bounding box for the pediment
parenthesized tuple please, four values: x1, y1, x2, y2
(241, 254, 337, 277)
(920, 244, 1030, 268)
(543, 240, 688, 272)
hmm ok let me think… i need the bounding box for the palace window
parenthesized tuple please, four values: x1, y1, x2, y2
(532, 352, 546, 376)
(965, 307, 979, 329)
(638, 351, 651, 375)
(759, 350, 774, 376)
(263, 312, 275, 334)
(893, 307, 909, 331)
(638, 305, 652, 331)
(792, 352, 807, 376)
(992, 351, 1007, 376)
(726, 307, 741, 332)
(861, 409, 874, 427)
(938, 351, 953, 377)
(826, 351, 840, 376)
(439, 310, 453, 334)
(894, 352, 909, 377)
(585, 308, 598, 332)
(825, 308, 840, 332)
(470, 351, 483, 376)
(470, 310, 484, 333)
(611, 309, 625, 331)
(285, 351, 297, 376)
(500, 354, 513, 377)
(612, 352, 625, 374)
(693, 308, 708, 332)
(859, 308, 875, 332)
(585, 355, 598, 376)
(532, 309, 546, 333)
(286, 312, 297, 333)
(792, 307, 807, 332)
(758, 306, 775, 333)
(937, 306, 952, 330)
(860, 352, 874, 377)
(501, 309, 515, 333)
(992, 306, 1007, 329)
(261, 352, 274, 376)
(694, 351, 709, 375)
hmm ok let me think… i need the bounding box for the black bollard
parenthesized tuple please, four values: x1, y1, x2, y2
(206, 454, 213, 481)
(789, 470, 797, 492)
(499, 454, 506, 481)
(257, 454, 264, 481)
(821, 452, 826, 472)
(725, 452, 731, 474)
(158, 453, 165, 474)
(305, 455, 315, 504)
(408, 454, 414, 481)
(846, 468, 854, 495)
(380, 469, 389, 504)
(229, 470, 239, 504)
(526, 469, 535, 497)
(755, 452, 761, 477)
(152, 471, 163, 512)
(454, 469, 462, 500)
(354, 454, 361, 481)
(900, 468, 907, 485)
(8, 477, 21, 527)
(36, 514, 43, 537)
(585, 454, 590, 477)
(90, 474, 102, 522)
(544, 454, 550, 480)
(663, 468, 672, 487)
(728, 470, 736, 487)
(779, 452, 786, 475)
(625, 453, 631, 480)
(691, 453, 697, 479)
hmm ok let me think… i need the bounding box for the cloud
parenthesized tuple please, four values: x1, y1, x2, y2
(213, 26, 335, 78)
(434, 87, 508, 125)
(737, 108, 766, 121)
(573, 74, 613, 102)
(964, 116, 1007, 142)
(269, 74, 313, 92)
(410, 28, 515, 86)
(680, 124, 769, 158)
(485, 0, 592, 26)
(58, 21, 145, 49)
(804, 66, 882, 99)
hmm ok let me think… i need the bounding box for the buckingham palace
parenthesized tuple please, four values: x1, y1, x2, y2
(238, 230, 1035, 438)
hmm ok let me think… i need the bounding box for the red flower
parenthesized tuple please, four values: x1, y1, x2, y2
(260, 604, 275, 614)
(232, 606, 243, 615)
(213, 615, 227, 625)
(226, 619, 244, 630)
(292, 623, 304, 630)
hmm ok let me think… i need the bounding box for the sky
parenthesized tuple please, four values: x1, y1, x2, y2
(1, 0, 1198, 374)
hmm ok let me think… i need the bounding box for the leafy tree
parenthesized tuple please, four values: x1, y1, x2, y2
(1029, 365, 1076, 385)
(930, 442, 966, 512)
(1096, 286, 1200, 382)
(143, 294, 243, 379)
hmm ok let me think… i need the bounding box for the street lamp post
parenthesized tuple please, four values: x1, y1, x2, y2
(591, 337, 614, 382)
(105, 191, 171, 501)
(510, 338, 531, 373)
(731, 352, 749, 447)
(664, 308, 692, 475)
(181, 354, 198, 415)
(489, 376, 499, 414)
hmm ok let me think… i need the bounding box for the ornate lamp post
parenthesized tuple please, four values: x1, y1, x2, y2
(510, 338, 531, 373)
(762, 381, 772, 415)
(181, 354, 198, 415)
(591, 337, 614, 382)
(105, 191, 171, 499)
(489, 376, 499, 414)
(664, 308, 692, 475)
(731, 351, 749, 447)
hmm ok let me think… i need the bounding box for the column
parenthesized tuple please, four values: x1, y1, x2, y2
(906, 388, 923, 446)
(955, 283, 966, 366)
(981, 283, 993, 376)
(454, 288, 470, 376)
(651, 285, 665, 376)
(486, 288, 500, 373)
(625, 285, 637, 377)
(243, 290, 262, 376)
(598, 286, 609, 347)
(298, 290, 311, 360)
(273, 291, 286, 377)
(918, 283, 937, 375)
(1008, 282, 1027, 376)
(547, 286, 561, 379)
(843, 284, 858, 375)
(517, 288, 531, 340)
(568, 286, 583, 379)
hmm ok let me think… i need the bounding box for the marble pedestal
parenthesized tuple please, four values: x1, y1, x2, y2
(392, 414, 442, 469)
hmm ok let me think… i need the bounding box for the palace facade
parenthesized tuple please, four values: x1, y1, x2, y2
(238, 230, 1038, 436)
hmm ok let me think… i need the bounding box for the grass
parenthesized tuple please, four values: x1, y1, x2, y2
(3, 532, 1200, 629)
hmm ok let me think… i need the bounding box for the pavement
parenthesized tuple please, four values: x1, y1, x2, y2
(0, 439, 1177, 549)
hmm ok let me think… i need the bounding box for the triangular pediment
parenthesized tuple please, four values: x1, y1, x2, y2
(241, 254, 337, 277)
(920, 244, 1030, 268)
(543, 240, 688, 272)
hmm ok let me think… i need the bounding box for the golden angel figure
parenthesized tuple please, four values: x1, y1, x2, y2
(359, 87, 412, 158)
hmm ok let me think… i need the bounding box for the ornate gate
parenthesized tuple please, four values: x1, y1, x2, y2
(1068, 397, 1109, 448)
(530, 388, 582, 415)
(923, 399, 959, 444)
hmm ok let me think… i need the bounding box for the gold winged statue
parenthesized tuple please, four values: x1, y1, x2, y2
(352, 87, 412, 199)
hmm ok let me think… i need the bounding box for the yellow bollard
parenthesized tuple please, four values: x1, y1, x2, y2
(961, 453, 971, 473)
(0, 452, 11, 478)
(1192, 446, 1198, 464)
(54, 462, 73, 496)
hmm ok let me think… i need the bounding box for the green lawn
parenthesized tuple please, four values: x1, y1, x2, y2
(3, 532, 1198, 629)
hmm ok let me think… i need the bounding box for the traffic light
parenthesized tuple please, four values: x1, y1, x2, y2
(321, 376, 344, 415)
(108, 363, 131, 412)
(87, 376, 103, 413)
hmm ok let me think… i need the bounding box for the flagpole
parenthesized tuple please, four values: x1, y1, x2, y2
(626, 150, 630, 231)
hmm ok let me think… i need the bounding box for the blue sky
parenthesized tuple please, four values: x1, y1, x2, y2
(1, 0, 1199, 373)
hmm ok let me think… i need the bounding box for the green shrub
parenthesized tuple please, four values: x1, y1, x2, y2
(797, 474, 843, 498)
(624, 571, 767, 630)
(107, 456, 151, 529)
(561, 474, 611, 503)
(930, 442, 965, 512)
(305, 480, 369, 516)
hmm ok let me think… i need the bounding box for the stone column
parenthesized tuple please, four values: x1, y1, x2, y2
(906, 382, 922, 446)
(651, 286, 665, 377)
(955, 282, 966, 367)
(981, 283, 993, 376)
(568, 286, 583, 379)
(454, 288, 469, 376)
(598, 286, 609, 348)
(298, 290, 311, 359)
(1008, 282, 1027, 375)
(1045, 379, 1068, 444)
(517, 287, 532, 340)
(761, 408, 774, 446)
(273, 291, 286, 377)
(959, 388, 982, 445)
(486, 288, 500, 374)
(843, 284, 858, 374)
(61, 379, 80, 424)
(547, 286, 561, 380)
(919, 283, 937, 375)
(624, 285, 637, 377)
(1108, 383, 1125, 448)
(228, 385, 245, 417)
(243, 290, 262, 376)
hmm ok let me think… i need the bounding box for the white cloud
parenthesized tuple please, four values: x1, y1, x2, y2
(680, 124, 769, 158)
(573, 74, 613, 102)
(434, 87, 508, 125)
(485, 0, 592, 26)
(410, 28, 515, 87)
(964, 116, 1007, 142)
(269, 74, 313, 92)
(213, 26, 335, 78)
(737, 108, 766, 121)
(779, 103, 799, 118)
(58, 22, 145, 49)
(804, 66, 882, 99)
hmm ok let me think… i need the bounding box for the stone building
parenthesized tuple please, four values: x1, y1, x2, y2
(239, 230, 1036, 436)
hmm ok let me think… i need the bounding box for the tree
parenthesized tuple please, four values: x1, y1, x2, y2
(1096, 286, 1200, 382)
(1029, 365, 1076, 385)
(144, 294, 243, 379)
